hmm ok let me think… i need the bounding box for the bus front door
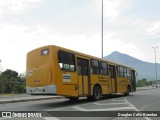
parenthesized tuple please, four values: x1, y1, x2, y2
(77, 58, 90, 96)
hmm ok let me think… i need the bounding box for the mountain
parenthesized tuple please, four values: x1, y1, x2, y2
(104, 51, 160, 80)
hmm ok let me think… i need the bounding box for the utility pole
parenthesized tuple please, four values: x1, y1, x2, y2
(152, 47, 158, 85)
(101, 0, 103, 58)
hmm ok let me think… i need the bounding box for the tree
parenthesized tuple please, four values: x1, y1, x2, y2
(136, 78, 152, 87)
(1, 69, 18, 79)
(0, 69, 26, 94)
(1, 69, 18, 93)
(0, 74, 7, 93)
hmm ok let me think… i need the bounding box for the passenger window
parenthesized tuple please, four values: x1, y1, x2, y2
(91, 59, 100, 74)
(124, 67, 127, 77)
(127, 69, 131, 78)
(58, 50, 75, 72)
(100, 62, 108, 75)
(120, 66, 124, 77)
(117, 66, 131, 78)
(117, 66, 120, 77)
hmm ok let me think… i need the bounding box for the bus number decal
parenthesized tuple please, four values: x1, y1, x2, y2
(63, 74, 71, 82)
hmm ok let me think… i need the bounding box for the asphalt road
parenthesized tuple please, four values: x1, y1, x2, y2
(0, 87, 160, 120)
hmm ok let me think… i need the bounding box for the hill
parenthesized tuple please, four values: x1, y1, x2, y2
(104, 51, 160, 80)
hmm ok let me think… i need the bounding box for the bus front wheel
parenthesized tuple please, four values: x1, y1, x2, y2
(124, 86, 130, 96)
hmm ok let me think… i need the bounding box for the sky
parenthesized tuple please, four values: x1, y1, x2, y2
(0, 0, 160, 73)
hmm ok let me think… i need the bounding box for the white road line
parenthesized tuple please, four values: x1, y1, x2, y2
(111, 99, 125, 102)
(125, 97, 152, 120)
(93, 102, 128, 105)
(46, 107, 70, 111)
(0, 118, 10, 120)
(72, 106, 134, 111)
(125, 97, 139, 111)
(43, 117, 61, 120)
(72, 106, 88, 111)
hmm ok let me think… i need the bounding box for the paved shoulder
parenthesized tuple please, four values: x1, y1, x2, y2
(0, 94, 63, 104)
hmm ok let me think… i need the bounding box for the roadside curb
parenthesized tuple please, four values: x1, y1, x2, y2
(0, 96, 64, 104)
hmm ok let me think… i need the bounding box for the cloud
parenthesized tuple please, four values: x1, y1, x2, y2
(0, 0, 39, 17)
(0, 23, 53, 73)
(94, 0, 124, 20)
(0, 0, 160, 73)
(103, 0, 121, 18)
(146, 22, 160, 36)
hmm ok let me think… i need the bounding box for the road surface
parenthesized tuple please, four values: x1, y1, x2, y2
(0, 87, 160, 120)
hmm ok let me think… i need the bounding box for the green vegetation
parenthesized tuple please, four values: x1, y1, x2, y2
(136, 78, 152, 87)
(0, 69, 26, 94)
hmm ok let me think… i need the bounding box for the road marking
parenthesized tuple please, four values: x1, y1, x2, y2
(93, 102, 128, 105)
(111, 99, 125, 102)
(46, 106, 73, 111)
(72, 106, 87, 111)
(125, 97, 139, 111)
(43, 117, 61, 120)
(0, 118, 10, 120)
(72, 106, 134, 111)
(125, 97, 152, 120)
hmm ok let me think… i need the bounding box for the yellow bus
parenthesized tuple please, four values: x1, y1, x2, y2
(26, 45, 136, 101)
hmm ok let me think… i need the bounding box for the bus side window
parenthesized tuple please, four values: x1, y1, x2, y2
(91, 59, 100, 74)
(121, 66, 124, 77)
(58, 50, 75, 72)
(100, 62, 108, 75)
(127, 68, 131, 78)
(131, 70, 135, 79)
(117, 66, 120, 77)
(124, 67, 127, 77)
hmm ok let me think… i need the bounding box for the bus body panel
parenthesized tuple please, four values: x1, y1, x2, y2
(26, 46, 55, 94)
(97, 75, 111, 95)
(117, 77, 129, 93)
(52, 46, 78, 97)
(26, 45, 136, 97)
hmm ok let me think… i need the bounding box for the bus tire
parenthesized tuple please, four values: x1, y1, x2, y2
(124, 86, 130, 96)
(68, 97, 79, 101)
(93, 86, 102, 101)
(87, 96, 94, 101)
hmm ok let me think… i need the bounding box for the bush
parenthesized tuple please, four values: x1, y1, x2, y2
(0, 69, 26, 94)
(136, 78, 152, 87)
(13, 84, 26, 93)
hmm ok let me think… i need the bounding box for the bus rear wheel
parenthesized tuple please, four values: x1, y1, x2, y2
(93, 86, 102, 101)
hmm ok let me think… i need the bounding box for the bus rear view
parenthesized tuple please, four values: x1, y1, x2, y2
(26, 45, 56, 95)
